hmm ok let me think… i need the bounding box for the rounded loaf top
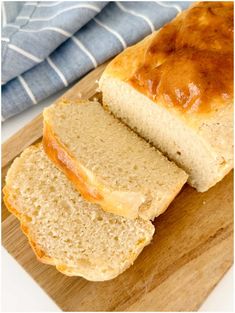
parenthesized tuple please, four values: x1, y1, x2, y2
(104, 2, 234, 115)
(130, 2, 234, 114)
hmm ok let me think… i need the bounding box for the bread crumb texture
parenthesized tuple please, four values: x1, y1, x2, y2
(44, 100, 187, 220)
(4, 145, 154, 281)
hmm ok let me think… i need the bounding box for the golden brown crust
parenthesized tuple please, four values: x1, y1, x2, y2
(102, 2, 233, 116)
(43, 121, 103, 202)
(3, 186, 53, 266)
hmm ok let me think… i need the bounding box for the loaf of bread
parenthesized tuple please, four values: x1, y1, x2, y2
(99, 2, 234, 192)
(43, 99, 187, 220)
(3, 145, 154, 281)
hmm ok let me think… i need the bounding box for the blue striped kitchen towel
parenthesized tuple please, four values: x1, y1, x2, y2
(1, 1, 191, 121)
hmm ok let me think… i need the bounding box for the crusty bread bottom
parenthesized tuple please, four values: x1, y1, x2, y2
(100, 76, 233, 192)
(4, 144, 154, 281)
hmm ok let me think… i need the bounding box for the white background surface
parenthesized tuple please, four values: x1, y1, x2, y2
(1, 92, 234, 312)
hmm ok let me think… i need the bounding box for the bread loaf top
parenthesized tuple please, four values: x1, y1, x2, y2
(101, 2, 233, 118)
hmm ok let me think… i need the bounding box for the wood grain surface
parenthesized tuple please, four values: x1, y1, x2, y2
(2, 63, 233, 312)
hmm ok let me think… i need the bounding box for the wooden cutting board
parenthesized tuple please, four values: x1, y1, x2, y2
(2, 63, 233, 312)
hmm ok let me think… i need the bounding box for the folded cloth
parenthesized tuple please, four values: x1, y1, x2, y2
(1, 1, 191, 121)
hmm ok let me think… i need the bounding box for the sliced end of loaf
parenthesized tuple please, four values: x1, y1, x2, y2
(99, 75, 233, 192)
(43, 120, 144, 219)
(43, 99, 188, 220)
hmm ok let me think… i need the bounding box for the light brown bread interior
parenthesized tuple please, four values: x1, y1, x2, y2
(43, 100, 187, 220)
(100, 76, 233, 192)
(4, 145, 154, 281)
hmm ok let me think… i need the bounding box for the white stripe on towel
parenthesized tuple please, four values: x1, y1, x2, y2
(72, 37, 97, 68)
(16, 4, 101, 21)
(24, 2, 37, 5)
(18, 76, 37, 105)
(20, 27, 71, 37)
(2, 2, 7, 26)
(37, 1, 62, 7)
(25, 1, 62, 7)
(156, 1, 181, 13)
(93, 18, 127, 49)
(116, 2, 155, 33)
(47, 57, 68, 87)
(4, 24, 20, 29)
(1, 37, 10, 42)
(8, 44, 42, 63)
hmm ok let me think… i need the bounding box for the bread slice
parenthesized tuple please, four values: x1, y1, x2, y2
(43, 99, 187, 220)
(99, 2, 234, 192)
(3, 145, 154, 281)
